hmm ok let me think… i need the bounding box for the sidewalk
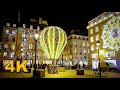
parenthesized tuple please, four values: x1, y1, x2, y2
(0, 69, 120, 78)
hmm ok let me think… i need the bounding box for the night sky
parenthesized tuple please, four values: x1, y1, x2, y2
(0, 0, 119, 41)
(0, 11, 103, 36)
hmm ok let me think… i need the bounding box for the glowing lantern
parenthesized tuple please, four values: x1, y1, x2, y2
(40, 26, 67, 65)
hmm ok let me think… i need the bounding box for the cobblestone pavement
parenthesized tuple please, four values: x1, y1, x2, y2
(0, 69, 120, 78)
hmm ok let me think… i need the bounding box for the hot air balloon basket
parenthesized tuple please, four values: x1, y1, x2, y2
(48, 66, 58, 74)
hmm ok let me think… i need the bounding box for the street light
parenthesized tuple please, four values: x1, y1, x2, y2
(96, 40, 101, 77)
(33, 33, 39, 78)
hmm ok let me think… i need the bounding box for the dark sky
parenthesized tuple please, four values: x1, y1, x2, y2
(0, 11, 104, 41)
(0, 11, 103, 34)
(0, 0, 119, 42)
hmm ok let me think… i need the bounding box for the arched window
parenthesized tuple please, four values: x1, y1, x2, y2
(74, 36, 76, 39)
(83, 37, 84, 40)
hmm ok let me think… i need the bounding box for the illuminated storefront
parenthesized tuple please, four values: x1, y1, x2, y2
(87, 12, 120, 67)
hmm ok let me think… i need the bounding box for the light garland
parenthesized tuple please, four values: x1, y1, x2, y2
(2, 25, 42, 59)
(102, 15, 120, 51)
(40, 26, 67, 60)
(87, 12, 120, 29)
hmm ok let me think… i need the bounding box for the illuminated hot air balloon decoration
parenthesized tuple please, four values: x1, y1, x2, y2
(40, 26, 67, 66)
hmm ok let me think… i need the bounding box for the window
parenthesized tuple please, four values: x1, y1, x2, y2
(83, 37, 84, 40)
(27, 52, 30, 59)
(3, 52, 7, 57)
(92, 53, 98, 58)
(29, 44, 32, 49)
(30, 53, 33, 59)
(30, 25, 33, 29)
(88, 49, 89, 53)
(74, 41, 77, 46)
(23, 24, 26, 28)
(96, 35, 99, 41)
(12, 30, 16, 35)
(6, 29, 9, 34)
(75, 56, 78, 60)
(10, 52, 14, 58)
(22, 33, 26, 38)
(91, 45, 94, 51)
(90, 29, 93, 34)
(83, 42, 85, 47)
(74, 36, 76, 39)
(84, 56, 87, 60)
(21, 48, 23, 51)
(37, 26, 40, 30)
(4, 44, 8, 49)
(75, 49, 77, 54)
(13, 24, 16, 27)
(6, 23, 10, 27)
(84, 49, 86, 55)
(21, 53, 25, 57)
(80, 49, 82, 54)
(95, 26, 99, 32)
(87, 43, 89, 47)
(80, 42, 82, 47)
(30, 34, 33, 38)
(12, 36, 15, 42)
(90, 36, 94, 42)
(11, 45, 15, 50)
(80, 57, 82, 60)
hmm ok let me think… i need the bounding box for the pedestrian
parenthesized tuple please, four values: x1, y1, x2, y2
(83, 63, 85, 69)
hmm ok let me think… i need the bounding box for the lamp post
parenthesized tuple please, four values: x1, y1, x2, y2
(62, 53, 63, 67)
(33, 33, 39, 78)
(96, 40, 101, 77)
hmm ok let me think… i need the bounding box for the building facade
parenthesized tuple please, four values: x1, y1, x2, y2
(61, 34, 89, 67)
(87, 12, 120, 69)
(0, 18, 48, 68)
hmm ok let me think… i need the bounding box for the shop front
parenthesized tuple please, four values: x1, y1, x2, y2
(92, 60, 99, 70)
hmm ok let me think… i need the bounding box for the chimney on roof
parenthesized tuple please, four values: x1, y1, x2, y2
(18, 11, 20, 23)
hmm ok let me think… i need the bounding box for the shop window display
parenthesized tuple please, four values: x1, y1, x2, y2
(92, 60, 99, 70)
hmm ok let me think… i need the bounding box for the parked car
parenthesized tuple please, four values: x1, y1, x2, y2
(106, 62, 119, 72)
